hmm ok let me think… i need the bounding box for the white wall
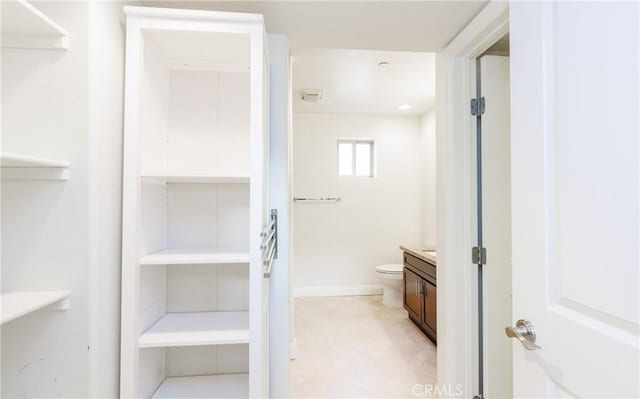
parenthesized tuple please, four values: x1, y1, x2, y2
(420, 109, 437, 249)
(292, 113, 422, 295)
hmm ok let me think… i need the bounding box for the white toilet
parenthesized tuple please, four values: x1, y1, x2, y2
(376, 264, 404, 307)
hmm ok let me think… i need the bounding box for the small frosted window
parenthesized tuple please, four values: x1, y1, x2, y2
(338, 139, 374, 177)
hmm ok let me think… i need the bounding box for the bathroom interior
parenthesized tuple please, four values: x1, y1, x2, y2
(289, 47, 438, 397)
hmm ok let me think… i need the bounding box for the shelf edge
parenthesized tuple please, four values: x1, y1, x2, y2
(0, 290, 71, 325)
(1, 167, 69, 180)
(1, 0, 70, 50)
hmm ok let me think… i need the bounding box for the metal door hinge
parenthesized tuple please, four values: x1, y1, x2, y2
(472, 246, 487, 265)
(470, 97, 485, 116)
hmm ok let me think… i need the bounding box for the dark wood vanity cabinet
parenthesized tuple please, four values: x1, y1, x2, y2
(403, 252, 437, 343)
(403, 268, 423, 320)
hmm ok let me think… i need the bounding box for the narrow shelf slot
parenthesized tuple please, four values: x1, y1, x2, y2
(1, 0, 70, 50)
(139, 311, 249, 348)
(1, 290, 70, 325)
(151, 374, 249, 399)
(141, 173, 249, 184)
(1, 152, 70, 180)
(140, 249, 250, 266)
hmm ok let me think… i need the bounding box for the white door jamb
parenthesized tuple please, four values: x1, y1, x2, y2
(435, 2, 509, 397)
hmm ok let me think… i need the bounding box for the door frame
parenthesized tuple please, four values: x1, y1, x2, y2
(435, 2, 509, 397)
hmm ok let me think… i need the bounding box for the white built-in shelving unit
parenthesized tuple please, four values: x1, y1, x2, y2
(120, 6, 270, 399)
(0, 0, 70, 50)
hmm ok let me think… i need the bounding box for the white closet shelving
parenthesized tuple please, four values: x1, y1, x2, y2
(1, 2, 76, 396)
(151, 374, 249, 399)
(1, 152, 70, 180)
(139, 311, 249, 348)
(0, 291, 70, 325)
(120, 6, 270, 399)
(0, 0, 70, 50)
(140, 249, 250, 266)
(141, 173, 250, 184)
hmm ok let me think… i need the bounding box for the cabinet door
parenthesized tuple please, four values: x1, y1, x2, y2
(403, 268, 422, 319)
(423, 280, 437, 331)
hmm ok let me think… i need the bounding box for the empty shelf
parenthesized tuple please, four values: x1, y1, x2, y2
(1, 152, 70, 180)
(1, 0, 70, 50)
(1, 291, 70, 325)
(140, 249, 250, 265)
(139, 311, 249, 348)
(151, 374, 248, 399)
(141, 173, 249, 184)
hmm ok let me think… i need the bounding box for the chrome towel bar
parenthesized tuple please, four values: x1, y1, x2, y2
(293, 196, 341, 203)
(260, 219, 276, 238)
(261, 209, 278, 278)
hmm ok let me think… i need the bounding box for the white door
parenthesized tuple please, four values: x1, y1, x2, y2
(480, 55, 512, 399)
(510, 2, 639, 397)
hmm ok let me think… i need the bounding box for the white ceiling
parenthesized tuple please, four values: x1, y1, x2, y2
(138, 1, 485, 115)
(292, 48, 435, 115)
(141, 1, 488, 52)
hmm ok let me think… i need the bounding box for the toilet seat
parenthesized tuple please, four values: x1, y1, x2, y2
(376, 264, 403, 274)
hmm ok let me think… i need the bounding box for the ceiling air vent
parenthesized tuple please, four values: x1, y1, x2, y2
(301, 89, 323, 102)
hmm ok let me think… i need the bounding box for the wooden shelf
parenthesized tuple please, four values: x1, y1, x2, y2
(139, 311, 249, 348)
(140, 249, 250, 266)
(1, 291, 70, 325)
(151, 374, 248, 399)
(141, 173, 249, 184)
(1, 152, 70, 180)
(1, 0, 70, 50)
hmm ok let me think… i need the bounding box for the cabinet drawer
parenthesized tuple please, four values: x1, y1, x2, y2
(403, 253, 436, 282)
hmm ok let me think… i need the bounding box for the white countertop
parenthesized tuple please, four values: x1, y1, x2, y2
(400, 245, 437, 265)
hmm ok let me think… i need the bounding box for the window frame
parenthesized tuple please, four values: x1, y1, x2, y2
(337, 139, 376, 178)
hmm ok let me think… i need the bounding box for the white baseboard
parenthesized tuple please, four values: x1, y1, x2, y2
(294, 284, 384, 298)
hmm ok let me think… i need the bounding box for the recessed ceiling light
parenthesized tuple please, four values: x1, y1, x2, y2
(378, 61, 390, 67)
(398, 104, 411, 111)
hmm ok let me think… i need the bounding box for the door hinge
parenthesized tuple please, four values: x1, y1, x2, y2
(472, 246, 487, 265)
(470, 97, 485, 116)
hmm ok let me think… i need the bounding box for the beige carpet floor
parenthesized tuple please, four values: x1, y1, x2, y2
(291, 295, 437, 399)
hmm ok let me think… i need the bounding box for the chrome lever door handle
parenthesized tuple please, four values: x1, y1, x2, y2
(505, 319, 541, 350)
